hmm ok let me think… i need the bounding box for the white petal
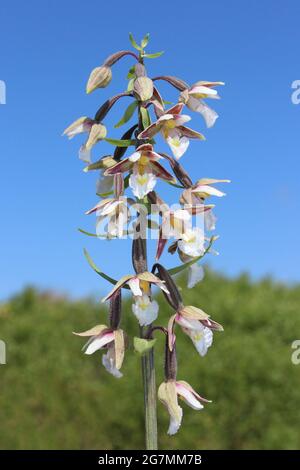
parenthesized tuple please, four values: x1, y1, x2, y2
(84, 332, 114, 355)
(128, 278, 143, 296)
(129, 171, 157, 198)
(194, 185, 226, 197)
(167, 406, 183, 436)
(187, 264, 204, 289)
(178, 228, 205, 257)
(187, 98, 218, 128)
(189, 85, 218, 97)
(132, 295, 159, 326)
(190, 326, 213, 357)
(174, 114, 191, 126)
(177, 315, 202, 330)
(102, 348, 123, 378)
(176, 383, 204, 410)
(79, 144, 91, 163)
(166, 132, 189, 160)
(129, 151, 142, 162)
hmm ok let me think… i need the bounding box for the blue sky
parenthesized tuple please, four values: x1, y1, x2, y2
(1, 0, 300, 299)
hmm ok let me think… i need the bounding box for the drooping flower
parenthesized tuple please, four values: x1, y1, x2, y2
(62, 116, 95, 139)
(102, 271, 169, 303)
(73, 325, 125, 378)
(79, 123, 107, 163)
(169, 305, 223, 357)
(63, 118, 107, 163)
(180, 81, 224, 128)
(86, 196, 132, 238)
(180, 178, 230, 206)
(138, 103, 205, 159)
(104, 143, 175, 198)
(132, 294, 159, 326)
(158, 379, 210, 435)
(86, 65, 112, 94)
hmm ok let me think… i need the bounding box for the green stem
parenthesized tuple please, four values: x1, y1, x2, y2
(141, 327, 158, 450)
(136, 100, 158, 450)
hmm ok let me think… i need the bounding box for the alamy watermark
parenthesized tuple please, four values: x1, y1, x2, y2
(0, 340, 6, 364)
(291, 80, 300, 104)
(291, 340, 300, 365)
(0, 80, 6, 104)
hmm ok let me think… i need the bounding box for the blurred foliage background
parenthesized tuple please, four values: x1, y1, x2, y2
(0, 269, 300, 450)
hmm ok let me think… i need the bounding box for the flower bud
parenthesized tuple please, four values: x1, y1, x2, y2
(86, 65, 112, 94)
(132, 237, 147, 274)
(109, 290, 122, 330)
(152, 263, 183, 311)
(133, 77, 154, 102)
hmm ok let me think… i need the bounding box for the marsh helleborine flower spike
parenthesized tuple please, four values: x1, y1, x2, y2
(66, 33, 228, 445)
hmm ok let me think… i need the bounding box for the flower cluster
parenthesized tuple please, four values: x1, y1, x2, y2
(64, 33, 229, 437)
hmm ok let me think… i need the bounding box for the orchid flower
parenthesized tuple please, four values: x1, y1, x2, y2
(138, 103, 204, 159)
(180, 178, 230, 205)
(104, 144, 174, 198)
(73, 325, 125, 378)
(63, 117, 107, 163)
(169, 305, 223, 357)
(180, 81, 224, 128)
(102, 271, 169, 303)
(158, 379, 210, 435)
(86, 195, 132, 238)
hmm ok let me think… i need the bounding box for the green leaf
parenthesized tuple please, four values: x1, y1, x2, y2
(104, 138, 136, 147)
(115, 101, 138, 129)
(168, 236, 216, 276)
(143, 51, 164, 59)
(127, 66, 136, 80)
(78, 228, 98, 237)
(133, 337, 156, 355)
(140, 106, 151, 129)
(141, 33, 150, 49)
(83, 248, 130, 288)
(129, 33, 143, 51)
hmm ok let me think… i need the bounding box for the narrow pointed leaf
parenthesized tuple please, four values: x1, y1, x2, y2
(140, 106, 151, 129)
(141, 33, 150, 49)
(129, 33, 143, 51)
(143, 51, 164, 59)
(115, 101, 138, 128)
(83, 248, 129, 287)
(104, 138, 136, 147)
